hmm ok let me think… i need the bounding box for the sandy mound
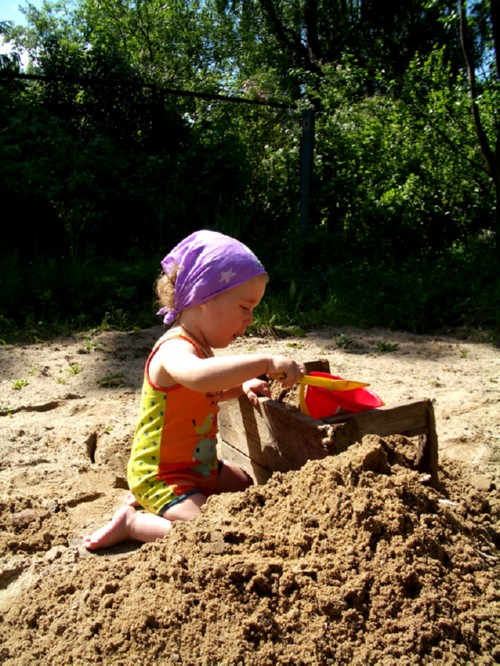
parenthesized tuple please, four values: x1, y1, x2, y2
(1, 436, 498, 665)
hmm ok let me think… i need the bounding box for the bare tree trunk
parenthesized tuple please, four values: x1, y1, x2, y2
(459, 0, 499, 252)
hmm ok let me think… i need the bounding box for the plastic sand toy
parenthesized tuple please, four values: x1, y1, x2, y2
(299, 372, 384, 418)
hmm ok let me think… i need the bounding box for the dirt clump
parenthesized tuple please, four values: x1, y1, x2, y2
(1, 435, 498, 665)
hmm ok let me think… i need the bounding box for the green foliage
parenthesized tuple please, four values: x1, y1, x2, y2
(0, 0, 498, 342)
(0, 250, 159, 341)
(307, 48, 496, 271)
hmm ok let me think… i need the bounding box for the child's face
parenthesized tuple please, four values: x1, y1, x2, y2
(199, 274, 268, 348)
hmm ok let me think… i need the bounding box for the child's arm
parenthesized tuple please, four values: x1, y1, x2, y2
(153, 337, 304, 392)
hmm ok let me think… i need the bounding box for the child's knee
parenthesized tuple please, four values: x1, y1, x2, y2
(219, 461, 253, 492)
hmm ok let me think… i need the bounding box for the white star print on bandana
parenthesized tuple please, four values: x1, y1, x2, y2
(219, 268, 237, 284)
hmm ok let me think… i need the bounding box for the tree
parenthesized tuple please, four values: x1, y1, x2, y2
(459, 0, 499, 252)
(213, 0, 463, 106)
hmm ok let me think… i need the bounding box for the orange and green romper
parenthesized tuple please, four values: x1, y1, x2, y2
(127, 330, 223, 515)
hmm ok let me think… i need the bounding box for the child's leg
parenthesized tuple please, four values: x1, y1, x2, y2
(162, 492, 207, 521)
(216, 461, 253, 493)
(84, 493, 208, 550)
(83, 506, 172, 550)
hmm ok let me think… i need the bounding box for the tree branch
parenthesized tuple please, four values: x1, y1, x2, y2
(459, 0, 496, 179)
(257, 0, 323, 76)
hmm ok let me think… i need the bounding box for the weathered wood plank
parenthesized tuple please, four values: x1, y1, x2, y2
(324, 400, 432, 444)
(219, 439, 273, 484)
(219, 397, 332, 473)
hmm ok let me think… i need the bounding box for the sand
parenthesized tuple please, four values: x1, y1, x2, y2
(0, 325, 498, 664)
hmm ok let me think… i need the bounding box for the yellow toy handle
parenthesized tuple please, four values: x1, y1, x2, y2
(299, 382, 310, 416)
(299, 376, 369, 391)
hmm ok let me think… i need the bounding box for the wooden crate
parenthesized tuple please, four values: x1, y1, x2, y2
(219, 360, 439, 487)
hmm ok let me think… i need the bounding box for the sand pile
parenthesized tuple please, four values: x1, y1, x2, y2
(1, 434, 498, 665)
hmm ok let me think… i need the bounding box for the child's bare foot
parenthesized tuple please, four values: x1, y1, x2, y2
(83, 506, 135, 550)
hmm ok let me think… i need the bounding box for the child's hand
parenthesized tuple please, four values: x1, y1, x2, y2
(242, 378, 271, 406)
(267, 357, 306, 388)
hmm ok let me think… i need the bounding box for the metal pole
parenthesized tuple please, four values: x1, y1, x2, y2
(300, 108, 315, 231)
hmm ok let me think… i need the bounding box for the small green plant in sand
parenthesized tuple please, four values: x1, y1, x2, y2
(376, 341, 400, 353)
(286, 341, 304, 349)
(97, 372, 127, 388)
(334, 334, 352, 349)
(83, 337, 102, 351)
(12, 379, 29, 390)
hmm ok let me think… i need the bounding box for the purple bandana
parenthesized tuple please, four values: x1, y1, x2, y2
(157, 230, 267, 325)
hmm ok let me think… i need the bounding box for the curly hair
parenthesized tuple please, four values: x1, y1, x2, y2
(155, 263, 181, 311)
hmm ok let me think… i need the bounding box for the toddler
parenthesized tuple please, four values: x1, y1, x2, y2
(84, 230, 304, 549)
